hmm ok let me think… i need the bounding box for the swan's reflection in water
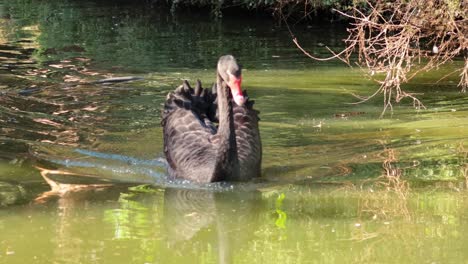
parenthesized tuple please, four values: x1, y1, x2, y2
(37, 182, 262, 264)
(164, 188, 217, 243)
(163, 187, 261, 263)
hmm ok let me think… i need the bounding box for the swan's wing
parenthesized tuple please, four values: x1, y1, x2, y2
(162, 80, 218, 181)
(162, 80, 217, 132)
(233, 91, 262, 179)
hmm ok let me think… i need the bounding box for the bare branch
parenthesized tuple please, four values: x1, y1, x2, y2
(295, 0, 467, 114)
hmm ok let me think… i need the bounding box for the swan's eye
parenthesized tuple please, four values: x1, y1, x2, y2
(228, 69, 241, 78)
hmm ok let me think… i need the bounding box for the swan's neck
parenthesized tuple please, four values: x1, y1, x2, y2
(213, 74, 239, 180)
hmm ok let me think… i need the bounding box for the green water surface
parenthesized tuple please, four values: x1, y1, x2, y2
(0, 0, 467, 263)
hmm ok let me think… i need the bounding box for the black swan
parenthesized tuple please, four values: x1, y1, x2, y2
(162, 55, 262, 183)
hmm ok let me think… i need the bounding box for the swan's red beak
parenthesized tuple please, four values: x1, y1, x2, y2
(228, 76, 246, 106)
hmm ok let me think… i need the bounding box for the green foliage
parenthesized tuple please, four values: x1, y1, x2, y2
(275, 192, 287, 228)
(129, 184, 163, 193)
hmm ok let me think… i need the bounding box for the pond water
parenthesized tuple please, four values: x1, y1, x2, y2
(1, 0, 467, 263)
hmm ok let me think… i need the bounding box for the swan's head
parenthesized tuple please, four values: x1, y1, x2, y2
(217, 55, 245, 106)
